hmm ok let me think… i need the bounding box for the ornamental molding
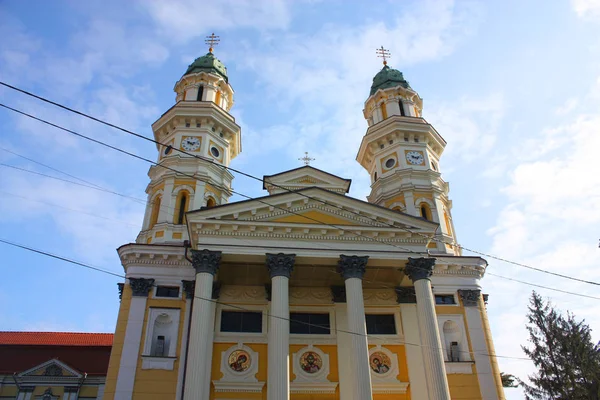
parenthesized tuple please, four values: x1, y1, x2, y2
(458, 289, 482, 307)
(214, 343, 264, 391)
(190, 249, 222, 275)
(338, 255, 369, 280)
(290, 287, 333, 305)
(266, 253, 295, 278)
(445, 361, 474, 374)
(363, 289, 397, 305)
(291, 345, 334, 388)
(219, 285, 268, 304)
(119, 251, 189, 268)
(414, 197, 436, 208)
(172, 184, 195, 196)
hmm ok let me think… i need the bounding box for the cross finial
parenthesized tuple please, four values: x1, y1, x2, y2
(376, 46, 391, 66)
(205, 33, 220, 53)
(298, 152, 315, 166)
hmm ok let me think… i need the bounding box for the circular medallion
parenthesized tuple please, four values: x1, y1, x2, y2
(299, 351, 322, 374)
(385, 158, 396, 168)
(228, 350, 251, 372)
(369, 351, 391, 374)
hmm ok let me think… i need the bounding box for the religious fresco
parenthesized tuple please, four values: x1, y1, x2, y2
(369, 351, 391, 374)
(228, 350, 251, 372)
(299, 351, 322, 374)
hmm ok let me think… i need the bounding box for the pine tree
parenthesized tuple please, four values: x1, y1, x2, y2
(520, 291, 600, 400)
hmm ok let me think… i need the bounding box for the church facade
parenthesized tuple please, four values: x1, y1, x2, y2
(102, 46, 505, 400)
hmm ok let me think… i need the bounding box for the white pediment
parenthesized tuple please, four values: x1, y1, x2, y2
(262, 166, 352, 195)
(18, 358, 82, 379)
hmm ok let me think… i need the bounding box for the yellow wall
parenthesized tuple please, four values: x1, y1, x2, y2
(0, 384, 18, 397)
(211, 343, 268, 399)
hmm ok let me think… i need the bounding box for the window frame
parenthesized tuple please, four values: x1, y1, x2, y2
(434, 294, 458, 306)
(153, 284, 182, 300)
(289, 306, 336, 343)
(215, 305, 268, 341)
(289, 311, 332, 335)
(364, 308, 404, 344)
(365, 313, 397, 335)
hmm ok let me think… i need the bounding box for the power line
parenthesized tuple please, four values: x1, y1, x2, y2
(0, 238, 531, 362)
(2, 81, 598, 289)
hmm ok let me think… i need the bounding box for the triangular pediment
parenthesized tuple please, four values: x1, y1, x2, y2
(18, 359, 82, 378)
(187, 188, 439, 253)
(263, 166, 352, 195)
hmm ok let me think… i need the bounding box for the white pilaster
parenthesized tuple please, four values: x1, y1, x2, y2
(400, 304, 429, 398)
(404, 191, 417, 216)
(335, 303, 355, 400)
(114, 278, 154, 400)
(192, 181, 207, 210)
(266, 253, 295, 400)
(96, 384, 105, 400)
(176, 282, 194, 400)
(461, 291, 504, 400)
(157, 178, 174, 223)
(405, 258, 451, 400)
(385, 100, 401, 117)
(184, 250, 221, 400)
(338, 255, 373, 400)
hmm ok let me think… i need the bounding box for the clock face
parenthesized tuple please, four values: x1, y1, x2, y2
(406, 151, 424, 165)
(181, 136, 201, 151)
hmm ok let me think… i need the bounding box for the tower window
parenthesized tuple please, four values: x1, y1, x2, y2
(366, 314, 396, 335)
(206, 197, 216, 208)
(174, 191, 190, 225)
(385, 158, 396, 169)
(220, 311, 263, 333)
(381, 103, 388, 119)
(399, 100, 406, 116)
(177, 194, 187, 224)
(373, 172, 378, 181)
(290, 313, 330, 334)
(420, 204, 432, 221)
(210, 146, 220, 158)
(414, 137, 419, 143)
(215, 90, 221, 106)
(431, 161, 438, 171)
(196, 86, 204, 101)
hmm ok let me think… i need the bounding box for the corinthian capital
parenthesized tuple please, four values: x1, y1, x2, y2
(266, 253, 295, 278)
(338, 255, 369, 280)
(458, 289, 481, 307)
(191, 249, 222, 275)
(404, 257, 436, 282)
(129, 277, 155, 297)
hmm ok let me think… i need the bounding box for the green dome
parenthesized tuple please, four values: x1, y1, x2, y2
(370, 65, 410, 95)
(183, 52, 228, 82)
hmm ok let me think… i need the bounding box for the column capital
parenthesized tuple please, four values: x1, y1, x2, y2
(395, 286, 416, 303)
(458, 289, 481, 307)
(337, 255, 369, 280)
(182, 280, 195, 299)
(129, 277, 155, 297)
(266, 253, 295, 278)
(117, 282, 124, 300)
(404, 257, 436, 282)
(191, 249, 222, 275)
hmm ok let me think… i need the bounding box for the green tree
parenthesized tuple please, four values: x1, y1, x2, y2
(520, 291, 600, 400)
(501, 372, 518, 388)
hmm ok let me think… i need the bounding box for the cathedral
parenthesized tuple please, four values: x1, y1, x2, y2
(100, 41, 506, 400)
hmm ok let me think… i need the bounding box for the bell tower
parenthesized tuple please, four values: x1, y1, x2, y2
(137, 34, 241, 244)
(356, 48, 458, 254)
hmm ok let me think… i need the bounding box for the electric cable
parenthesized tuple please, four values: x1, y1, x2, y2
(0, 238, 532, 362)
(1, 81, 598, 288)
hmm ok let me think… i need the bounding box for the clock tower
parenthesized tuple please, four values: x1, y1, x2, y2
(137, 38, 241, 245)
(356, 55, 458, 254)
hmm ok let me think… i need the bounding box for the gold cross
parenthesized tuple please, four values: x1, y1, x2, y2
(205, 33, 220, 53)
(376, 46, 391, 65)
(298, 152, 315, 166)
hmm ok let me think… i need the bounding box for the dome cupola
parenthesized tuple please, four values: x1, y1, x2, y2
(183, 52, 228, 82)
(370, 65, 411, 95)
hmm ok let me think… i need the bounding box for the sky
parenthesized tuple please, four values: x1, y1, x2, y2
(1, 0, 599, 398)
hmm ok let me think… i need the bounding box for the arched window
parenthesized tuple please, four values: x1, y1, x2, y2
(196, 85, 204, 101)
(373, 171, 378, 181)
(420, 203, 432, 221)
(206, 197, 216, 208)
(399, 100, 406, 116)
(174, 191, 189, 225)
(215, 90, 221, 106)
(444, 212, 453, 236)
(149, 195, 162, 228)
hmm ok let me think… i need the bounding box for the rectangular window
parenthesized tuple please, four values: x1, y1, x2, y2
(155, 286, 180, 298)
(399, 100, 406, 116)
(435, 295, 456, 305)
(220, 311, 263, 333)
(290, 312, 331, 334)
(366, 314, 396, 335)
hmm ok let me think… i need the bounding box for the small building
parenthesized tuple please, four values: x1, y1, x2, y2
(0, 332, 113, 399)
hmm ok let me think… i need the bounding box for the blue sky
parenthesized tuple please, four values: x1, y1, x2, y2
(1, 0, 600, 397)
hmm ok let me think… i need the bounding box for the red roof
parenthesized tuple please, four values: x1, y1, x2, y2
(0, 332, 114, 375)
(0, 331, 113, 346)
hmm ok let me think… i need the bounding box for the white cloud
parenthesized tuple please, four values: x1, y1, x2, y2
(572, 0, 600, 19)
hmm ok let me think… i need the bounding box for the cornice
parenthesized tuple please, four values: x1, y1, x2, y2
(118, 244, 190, 268)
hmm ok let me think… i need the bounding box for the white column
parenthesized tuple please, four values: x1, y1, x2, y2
(338, 255, 373, 400)
(386, 100, 401, 117)
(460, 290, 505, 400)
(176, 281, 194, 400)
(334, 301, 355, 400)
(183, 250, 221, 400)
(404, 191, 417, 216)
(192, 181, 206, 210)
(400, 304, 430, 399)
(405, 258, 451, 400)
(96, 384, 105, 400)
(114, 278, 154, 400)
(265, 253, 295, 400)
